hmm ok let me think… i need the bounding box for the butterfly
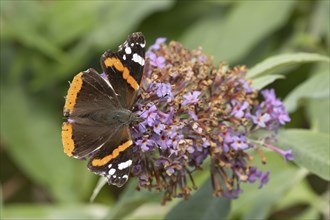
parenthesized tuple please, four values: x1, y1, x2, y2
(62, 32, 145, 187)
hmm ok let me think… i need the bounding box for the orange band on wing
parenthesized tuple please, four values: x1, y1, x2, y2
(91, 140, 133, 166)
(62, 122, 74, 157)
(64, 72, 83, 114)
(104, 58, 139, 91)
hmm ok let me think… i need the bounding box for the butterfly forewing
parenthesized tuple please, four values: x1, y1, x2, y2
(100, 32, 145, 109)
(62, 69, 121, 158)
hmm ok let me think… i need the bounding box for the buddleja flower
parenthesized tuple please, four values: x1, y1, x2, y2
(129, 38, 292, 203)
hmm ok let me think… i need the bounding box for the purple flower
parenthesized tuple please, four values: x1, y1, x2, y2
(258, 171, 270, 188)
(165, 124, 181, 139)
(182, 91, 201, 106)
(166, 167, 175, 176)
(171, 134, 182, 149)
(261, 89, 281, 105)
(222, 143, 230, 152)
(149, 52, 166, 68)
(187, 146, 195, 154)
(188, 111, 198, 121)
(202, 138, 210, 148)
(154, 83, 173, 101)
(231, 135, 249, 150)
(148, 37, 166, 51)
(252, 111, 271, 127)
(220, 129, 233, 143)
(283, 149, 294, 161)
(153, 122, 165, 135)
(140, 104, 158, 126)
(275, 108, 291, 125)
(136, 138, 154, 151)
(265, 144, 294, 162)
(137, 123, 147, 133)
(247, 167, 270, 189)
(260, 89, 291, 129)
(194, 150, 208, 165)
(238, 78, 253, 93)
(247, 167, 259, 183)
(231, 101, 249, 118)
(157, 134, 171, 150)
(162, 107, 175, 124)
(223, 188, 243, 199)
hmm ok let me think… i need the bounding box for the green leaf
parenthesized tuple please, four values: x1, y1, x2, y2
(3, 204, 108, 219)
(243, 170, 308, 220)
(45, 2, 99, 47)
(229, 153, 306, 220)
(284, 70, 330, 112)
(85, 1, 174, 50)
(2, 2, 68, 62)
(277, 175, 318, 207)
(106, 180, 163, 220)
(165, 178, 230, 220)
(306, 98, 330, 134)
(309, 0, 330, 42)
(181, 1, 296, 62)
(277, 129, 330, 180)
(125, 203, 171, 220)
(0, 85, 93, 202)
(250, 74, 284, 90)
(247, 53, 330, 79)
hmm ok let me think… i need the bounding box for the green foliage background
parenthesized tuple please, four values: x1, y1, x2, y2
(0, 1, 329, 219)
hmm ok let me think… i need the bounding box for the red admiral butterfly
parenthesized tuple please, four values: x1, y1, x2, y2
(62, 32, 145, 187)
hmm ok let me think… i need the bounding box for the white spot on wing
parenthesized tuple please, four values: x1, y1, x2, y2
(123, 54, 126, 60)
(132, 53, 145, 66)
(125, 47, 132, 54)
(108, 168, 116, 175)
(122, 175, 128, 179)
(118, 160, 132, 170)
(140, 43, 145, 48)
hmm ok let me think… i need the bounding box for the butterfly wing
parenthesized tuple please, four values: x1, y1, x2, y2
(100, 32, 145, 109)
(87, 126, 133, 187)
(62, 68, 122, 158)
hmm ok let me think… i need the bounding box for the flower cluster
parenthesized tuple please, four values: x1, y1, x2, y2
(130, 38, 292, 203)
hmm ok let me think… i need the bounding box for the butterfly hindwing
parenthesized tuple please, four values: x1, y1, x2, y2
(87, 126, 133, 187)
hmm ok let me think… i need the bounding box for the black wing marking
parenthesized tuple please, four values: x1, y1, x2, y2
(100, 32, 145, 109)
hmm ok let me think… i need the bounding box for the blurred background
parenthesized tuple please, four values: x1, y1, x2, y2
(1, 1, 329, 219)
